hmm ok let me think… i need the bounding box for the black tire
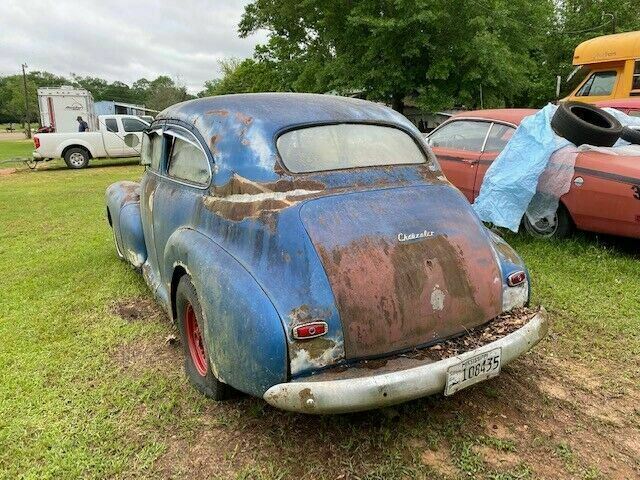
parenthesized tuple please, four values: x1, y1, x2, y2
(551, 101, 622, 147)
(620, 127, 640, 145)
(63, 147, 90, 169)
(523, 205, 573, 239)
(175, 275, 228, 400)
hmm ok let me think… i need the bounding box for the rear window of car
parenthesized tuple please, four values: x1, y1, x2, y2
(276, 124, 426, 173)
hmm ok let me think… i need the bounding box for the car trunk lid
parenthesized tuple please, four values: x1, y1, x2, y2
(299, 185, 503, 359)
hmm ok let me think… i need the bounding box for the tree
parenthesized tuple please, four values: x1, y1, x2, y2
(239, 0, 555, 111)
(198, 58, 290, 97)
(144, 75, 192, 110)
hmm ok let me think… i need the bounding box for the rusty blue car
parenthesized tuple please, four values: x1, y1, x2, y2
(105, 93, 548, 414)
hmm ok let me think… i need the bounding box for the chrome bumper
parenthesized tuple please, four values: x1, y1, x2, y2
(264, 308, 548, 414)
(32, 151, 42, 159)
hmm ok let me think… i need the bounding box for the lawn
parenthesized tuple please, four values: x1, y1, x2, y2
(0, 145, 638, 479)
(0, 138, 32, 167)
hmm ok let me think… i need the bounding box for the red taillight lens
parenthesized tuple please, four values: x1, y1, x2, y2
(507, 271, 526, 287)
(34, 136, 40, 149)
(292, 322, 328, 340)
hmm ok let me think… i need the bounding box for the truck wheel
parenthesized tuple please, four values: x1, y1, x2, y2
(620, 127, 640, 145)
(175, 275, 228, 401)
(523, 205, 572, 239)
(551, 101, 622, 147)
(64, 147, 90, 169)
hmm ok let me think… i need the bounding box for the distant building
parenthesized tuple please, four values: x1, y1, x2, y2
(95, 100, 155, 117)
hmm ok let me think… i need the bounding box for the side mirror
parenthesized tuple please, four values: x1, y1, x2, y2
(124, 133, 140, 148)
(140, 132, 151, 166)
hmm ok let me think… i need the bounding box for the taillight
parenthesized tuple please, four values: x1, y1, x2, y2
(34, 136, 40, 149)
(292, 322, 328, 340)
(507, 271, 526, 287)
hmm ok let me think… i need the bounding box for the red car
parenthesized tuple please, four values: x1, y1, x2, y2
(428, 109, 640, 239)
(595, 98, 640, 117)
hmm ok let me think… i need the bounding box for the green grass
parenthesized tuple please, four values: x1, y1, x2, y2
(0, 141, 638, 478)
(0, 138, 32, 166)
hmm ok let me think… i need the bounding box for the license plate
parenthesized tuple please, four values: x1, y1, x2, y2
(444, 348, 501, 396)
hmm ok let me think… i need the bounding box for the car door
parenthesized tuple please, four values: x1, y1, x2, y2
(474, 122, 516, 200)
(101, 117, 124, 156)
(121, 117, 149, 157)
(152, 125, 213, 284)
(139, 126, 166, 287)
(561, 152, 640, 238)
(428, 120, 491, 202)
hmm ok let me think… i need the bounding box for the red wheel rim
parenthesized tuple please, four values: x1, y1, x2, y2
(184, 302, 208, 376)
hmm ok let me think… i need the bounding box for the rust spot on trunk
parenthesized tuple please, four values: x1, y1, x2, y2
(315, 233, 500, 359)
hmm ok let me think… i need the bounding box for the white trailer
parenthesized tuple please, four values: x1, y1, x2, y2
(37, 86, 97, 133)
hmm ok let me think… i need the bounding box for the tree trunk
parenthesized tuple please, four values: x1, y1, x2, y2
(391, 93, 404, 114)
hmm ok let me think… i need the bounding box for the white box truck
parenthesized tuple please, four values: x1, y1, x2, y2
(37, 86, 98, 133)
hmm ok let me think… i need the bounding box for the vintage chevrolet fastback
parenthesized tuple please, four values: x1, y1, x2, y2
(105, 93, 548, 414)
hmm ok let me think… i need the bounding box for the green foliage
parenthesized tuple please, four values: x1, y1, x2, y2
(0, 72, 194, 123)
(198, 58, 297, 97)
(237, 0, 556, 111)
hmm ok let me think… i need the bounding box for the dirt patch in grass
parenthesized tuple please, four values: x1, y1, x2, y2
(111, 296, 165, 322)
(0, 168, 16, 176)
(420, 446, 459, 478)
(141, 350, 640, 479)
(112, 335, 181, 375)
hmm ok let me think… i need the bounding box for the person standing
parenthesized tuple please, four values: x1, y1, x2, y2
(77, 116, 89, 132)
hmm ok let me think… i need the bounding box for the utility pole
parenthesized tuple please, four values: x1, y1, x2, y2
(21, 63, 31, 139)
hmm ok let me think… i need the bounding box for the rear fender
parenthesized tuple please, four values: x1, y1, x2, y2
(57, 138, 97, 158)
(487, 229, 530, 311)
(164, 228, 288, 397)
(105, 181, 147, 268)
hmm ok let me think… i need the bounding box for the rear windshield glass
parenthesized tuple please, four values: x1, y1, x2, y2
(276, 124, 426, 173)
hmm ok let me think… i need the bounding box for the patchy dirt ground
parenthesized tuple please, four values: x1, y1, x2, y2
(109, 297, 639, 479)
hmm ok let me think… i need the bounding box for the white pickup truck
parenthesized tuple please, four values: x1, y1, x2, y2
(33, 115, 150, 169)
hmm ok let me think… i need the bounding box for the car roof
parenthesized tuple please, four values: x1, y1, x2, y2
(595, 98, 640, 109)
(156, 93, 421, 186)
(451, 109, 538, 126)
(158, 92, 411, 135)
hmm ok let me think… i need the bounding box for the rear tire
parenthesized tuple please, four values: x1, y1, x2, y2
(64, 147, 90, 169)
(551, 101, 622, 147)
(620, 127, 640, 145)
(175, 275, 228, 400)
(523, 205, 573, 239)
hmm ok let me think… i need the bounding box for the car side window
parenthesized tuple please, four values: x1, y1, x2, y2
(141, 130, 163, 172)
(428, 120, 491, 152)
(122, 117, 148, 132)
(577, 71, 617, 97)
(483, 123, 516, 153)
(104, 118, 118, 133)
(166, 132, 210, 186)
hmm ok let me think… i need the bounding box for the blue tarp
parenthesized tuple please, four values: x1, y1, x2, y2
(472, 104, 571, 232)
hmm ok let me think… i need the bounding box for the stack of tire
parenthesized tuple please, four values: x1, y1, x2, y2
(551, 101, 640, 146)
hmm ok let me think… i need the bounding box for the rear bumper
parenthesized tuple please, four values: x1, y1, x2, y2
(264, 308, 548, 414)
(32, 151, 43, 159)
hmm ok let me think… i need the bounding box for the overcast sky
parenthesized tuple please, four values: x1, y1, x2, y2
(0, 0, 267, 93)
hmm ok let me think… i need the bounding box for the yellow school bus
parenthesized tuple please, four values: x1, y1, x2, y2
(564, 31, 640, 103)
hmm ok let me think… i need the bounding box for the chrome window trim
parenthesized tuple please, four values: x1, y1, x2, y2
(157, 124, 212, 190)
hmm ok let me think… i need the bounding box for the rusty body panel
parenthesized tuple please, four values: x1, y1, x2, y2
(300, 186, 503, 359)
(431, 109, 640, 239)
(105, 93, 537, 408)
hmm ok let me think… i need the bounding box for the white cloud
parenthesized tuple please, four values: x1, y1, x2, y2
(0, 0, 267, 93)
